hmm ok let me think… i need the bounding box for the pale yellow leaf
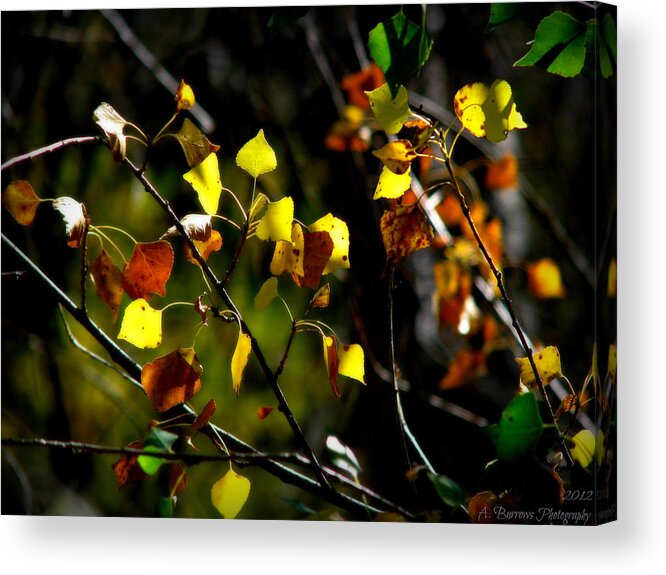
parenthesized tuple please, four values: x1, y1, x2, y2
(571, 430, 595, 468)
(270, 223, 304, 277)
(183, 152, 222, 215)
(255, 196, 294, 242)
(374, 166, 412, 200)
(117, 299, 163, 349)
(338, 343, 365, 384)
(515, 346, 562, 387)
(236, 129, 277, 178)
(211, 469, 251, 519)
(365, 83, 410, 134)
(255, 277, 278, 310)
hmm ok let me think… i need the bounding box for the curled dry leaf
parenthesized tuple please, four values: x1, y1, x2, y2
(52, 197, 88, 248)
(309, 283, 331, 310)
(372, 140, 417, 175)
(122, 240, 174, 300)
(191, 399, 217, 436)
(380, 204, 434, 268)
(161, 214, 212, 242)
(173, 118, 220, 168)
(112, 440, 148, 489)
(91, 249, 124, 321)
(184, 230, 223, 265)
(141, 347, 203, 412)
(93, 102, 129, 162)
(2, 180, 41, 225)
(194, 295, 210, 324)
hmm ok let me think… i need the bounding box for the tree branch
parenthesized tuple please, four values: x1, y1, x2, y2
(1, 136, 102, 171)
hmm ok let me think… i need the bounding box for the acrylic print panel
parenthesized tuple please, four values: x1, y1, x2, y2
(1, 3, 616, 524)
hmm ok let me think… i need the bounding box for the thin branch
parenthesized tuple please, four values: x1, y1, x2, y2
(1, 136, 102, 171)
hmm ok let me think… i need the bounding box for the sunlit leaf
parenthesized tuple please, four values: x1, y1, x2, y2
(231, 331, 252, 396)
(162, 213, 212, 242)
(308, 213, 350, 275)
(183, 152, 222, 215)
(270, 222, 304, 277)
(122, 240, 174, 300)
(211, 469, 251, 519)
(526, 258, 566, 298)
(2, 180, 41, 225)
(172, 118, 220, 168)
(482, 80, 528, 143)
(309, 283, 331, 310)
(372, 140, 417, 175)
(570, 429, 595, 468)
(255, 196, 294, 242)
(236, 129, 277, 178)
(255, 277, 278, 310)
(53, 197, 87, 248)
(137, 427, 178, 475)
(338, 343, 365, 384)
(322, 334, 340, 398)
(485, 154, 518, 190)
(515, 346, 562, 387)
(453, 82, 489, 138)
(427, 472, 465, 508)
(365, 83, 410, 134)
(326, 435, 361, 480)
(249, 192, 269, 223)
(294, 231, 333, 289)
(141, 347, 203, 412)
(91, 249, 124, 321)
(93, 102, 129, 162)
(117, 298, 163, 349)
(184, 230, 223, 264)
(486, 393, 544, 460)
(380, 204, 434, 267)
(340, 64, 384, 109)
(175, 79, 196, 111)
(112, 440, 148, 488)
(373, 166, 412, 200)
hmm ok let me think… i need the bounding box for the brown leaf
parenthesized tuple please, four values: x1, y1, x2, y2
(293, 230, 333, 289)
(194, 295, 210, 324)
(91, 250, 124, 321)
(168, 463, 188, 496)
(112, 440, 148, 489)
(380, 204, 434, 268)
(184, 230, 223, 265)
(257, 406, 274, 420)
(2, 180, 41, 225)
(554, 394, 579, 421)
(122, 240, 174, 300)
(141, 347, 203, 412)
(191, 399, 216, 436)
(433, 260, 472, 331)
(309, 283, 331, 310)
(161, 214, 212, 241)
(173, 118, 220, 168)
(372, 140, 417, 175)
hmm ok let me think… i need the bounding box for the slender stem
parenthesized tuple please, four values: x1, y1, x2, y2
(93, 224, 138, 245)
(223, 187, 248, 223)
(89, 229, 127, 264)
(152, 112, 180, 145)
(1, 136, 103, 171)
(275, 320, 298, 379)
(80, 214, 90, 313)
(211, 214, 241, 231)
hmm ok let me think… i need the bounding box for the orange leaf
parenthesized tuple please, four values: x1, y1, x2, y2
(122, 240, 174, 300)
(433, 260, 472, 331)
(340, 64, 384, 109)
(485, 154, 518, 190)
(257, 406, 274, 420)
(141, 347, 203, 412)
(91, 249, 124, 321)
(380, 204, 434, 268)
(184, 230, 223, 264)
(175, 79, 196, 111)
(112, 440, 148, 489)
(191, 399, 217, 436)
(435, 193, 463, 228)
(438, 348, 485, 390)
(2, 180, 41, 225)
(293, 231, 334, 289)
(322, 335, 340, 398)
(168, 463, 188, 496)
(526, 258, 566, 298)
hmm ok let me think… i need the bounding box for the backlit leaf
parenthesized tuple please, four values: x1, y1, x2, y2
(570, 430, 595, 468)
(122, 241, 174, 300)
(141, 347, 203, 412)
(231, 331, 252, 396)
(270, 222, 304, 277)
(117, 298, 163, 349)
(338, 343, 365, 384)
(93, 102, 129, 162)
(112, 440, 148, 488)
(380, 204, 434, 268)
(236, 129, 277, 178)
(2, 180, 41, 225)
(249, 192, 268, 223)
(527, 258, 566, 298)
(255, 196, 294, 242)
(308, 213, 350, 275)
(515, 346, 562, 387)
(481, 80, 528, 143)
(53, 197, 88, 248)
(211, 469, 251, 519)
(183, 152, 222, 215)
(365, 83, 410, 134)
(453, 82, 489, 138)
(175, 79, 196, 111)
(372, 140, 417, 175)
(173, 118, 220, 168)
(486, 393, 544, 461)
(294, 231, 333, 289)
(184, 230, 223, 264)
(255, 277, 278, 310)
(309, 283, 331, 310)
(322, 335, 340, 398)
(138, 427, 178, 475)
(161, 213, 212, 242)
(91, 249, 124, 321)
(374, 166, 412, 200)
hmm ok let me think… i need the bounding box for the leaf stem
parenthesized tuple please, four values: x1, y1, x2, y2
(93, 224, 138, 245)
(88, 229, 127, 265)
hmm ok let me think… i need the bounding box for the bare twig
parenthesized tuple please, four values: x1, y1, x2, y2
(1, 136, 102, 171)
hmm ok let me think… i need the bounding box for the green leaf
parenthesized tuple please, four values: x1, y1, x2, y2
(427, 472, 465, 508)
(236, 129, 277, 178)
(137, 427, 178, 475)
(365, 83, 411, 135)
(600, 13, 617, 61)
(486, 393, 544, 461)
(368, 10, 433, 97)
(586, 16, 616, 79)
(487, 3, 526, 31)
(515, 11, 587, 78)
(157, 496, 176, 518)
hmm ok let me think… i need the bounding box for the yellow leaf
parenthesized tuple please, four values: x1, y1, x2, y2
(374, 166, 412, 200)
(231, 331, 252, 396)
(365, 83, 410, 134)
(183, 152, 222, 215)
(482, 80, 527, 143)
(338, 343, 365, 384)
(270, 223, 304, 277)
(255, 196, 294, 242)
(453, 82, 489, 138)
(175, 79, 195, 111)
(255, 277, 278, 310)
(309, 283, 331, 309)
(211, 469, 251, 519)
(322, 334, 340, 398)
(117, 299, 163, 349)
(308, 213, 350, 274)
(526, 258, 566, 299)
(515, 346, 562, 387)
(236, 129, 277, 178)
(2, 180, 41, 225)
(571, 430, 595, 468)
(372, 140, 417, 175)
(249, 192, 268, 223)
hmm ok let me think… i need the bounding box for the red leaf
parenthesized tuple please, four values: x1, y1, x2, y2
(293, 230, 334, 289)
(141, 347, 203, 412)
(91, 250, 124, 321)
(122, 240, 174, 300)
(112, 440, 148, 489)
(191, 399, 217, 436)
(257, 406, 274, 420)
